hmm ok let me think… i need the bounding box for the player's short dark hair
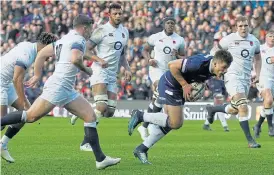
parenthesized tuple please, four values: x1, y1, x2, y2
(37, 32, 58, 45)
(213, 50, 233, 65)
(163, 16, 175, 24)
(109, 3, 122, 13)
(73, 14, 93, 28)
(235, 15, 248, 25)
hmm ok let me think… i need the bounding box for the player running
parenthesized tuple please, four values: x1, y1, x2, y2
(206, 15, 262, 148)
(70, 3, 132, 151)
(128, 50, 233, 164)
(0, 32, 57, 163)
(1, 15, 120, 170)
(253, 29, 274, 137)
(138, 17, 185, 140)
(203, 77, 229, 132)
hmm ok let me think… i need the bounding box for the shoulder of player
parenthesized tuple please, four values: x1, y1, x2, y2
(173, 33, 185, 43)
(222, 33, 236, 41)
(120, 25, 129, 36)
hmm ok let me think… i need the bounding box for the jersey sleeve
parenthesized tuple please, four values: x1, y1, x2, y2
(71, 37, 86, 53)
(89, 27, 104, 44)
(147, 34, 157, 46)
(218, 35, 230, 50)
(181, 57, 201, 73)
(15, 54, 32, 70)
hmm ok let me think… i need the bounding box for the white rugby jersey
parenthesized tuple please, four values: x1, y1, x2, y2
(1, 42, 37, 84)
(260, 43, 274, 80)
(210, 32, 260, 78)
(148, 30, 185, 71)
(89, 22, 129, 74)
(50, 30, 86, 89)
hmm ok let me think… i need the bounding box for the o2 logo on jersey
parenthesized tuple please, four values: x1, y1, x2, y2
(114, 41, 123, 50)
(266, 57, 272, 64)
(163, 46, 171, 54)
(241, 49, 250, 58)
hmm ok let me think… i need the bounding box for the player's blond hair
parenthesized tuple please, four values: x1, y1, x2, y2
(235, 15, 248, 26)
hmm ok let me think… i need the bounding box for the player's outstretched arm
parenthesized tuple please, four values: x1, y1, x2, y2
(25, 44, 55, 88)
(13, 66, 31, 109)
(168, 59, 192, 101)
(71, 49, 93, 76)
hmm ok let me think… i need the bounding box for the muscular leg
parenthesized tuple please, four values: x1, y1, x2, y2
(78, 84, 108, 150)
(65, 96, 105, 161)
(103, 91, 117, 117)
(1, 97, 55, 126)
(92, 83, 108, 118)
(132, 105, 183, 164)
(65, 96, 120, 169)
(1, 105, 8, 130)
(1, 99, 26, 151)
(254, 89, 274, 137)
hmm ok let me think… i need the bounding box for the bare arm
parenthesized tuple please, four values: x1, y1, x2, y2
(84, 40, 108, 67)
(168, 59, 188, 87)
(120, 46, 130, 71)
(26, 44, 55, 87)
(172, 47, 185, 60)
(13, 66, 28, 108)
(142, 43, 153, 63)
(254, 53, 262, 81)
(71, 49, 92, 76)
(168, 59, 193, 101)
(35, 44, 55, 78)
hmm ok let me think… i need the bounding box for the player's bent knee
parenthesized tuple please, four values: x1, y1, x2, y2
(168, 120, 183, 130)
(104, 99, 117, 117)
(94, 94, 108, 113)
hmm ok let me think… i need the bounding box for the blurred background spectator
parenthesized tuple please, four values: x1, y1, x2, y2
(1, 1, 273, 102)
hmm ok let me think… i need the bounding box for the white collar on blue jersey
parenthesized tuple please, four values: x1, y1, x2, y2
(209, 59, 213, 73)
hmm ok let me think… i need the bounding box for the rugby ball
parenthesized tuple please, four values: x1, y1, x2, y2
(189, 82, 206, 101)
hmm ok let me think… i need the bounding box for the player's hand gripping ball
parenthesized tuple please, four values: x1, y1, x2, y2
(187, 82, 206, 102)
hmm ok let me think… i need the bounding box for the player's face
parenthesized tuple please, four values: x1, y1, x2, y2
(266, 33, 274, 47)
(164, 20, 175, 35)
(213, 61, 229, 78)
(110, 8, 122, 26)
(236, 20, 249, 38)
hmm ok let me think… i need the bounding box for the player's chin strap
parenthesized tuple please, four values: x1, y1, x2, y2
(231, 98, 249, 109)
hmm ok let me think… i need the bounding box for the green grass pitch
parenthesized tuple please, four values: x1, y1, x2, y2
(1, 117, 274, 175)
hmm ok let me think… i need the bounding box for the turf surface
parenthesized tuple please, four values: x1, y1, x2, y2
(1, 117, 274, 175)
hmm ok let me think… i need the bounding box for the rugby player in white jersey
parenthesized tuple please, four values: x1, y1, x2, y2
(253, 29, 274, 137)
(138, 17, 185, 140)
(1, 15, 120, 170)
(0, 32, 57, 163)
(206, 15, 261, 148)
(70, 3, 132, 151)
